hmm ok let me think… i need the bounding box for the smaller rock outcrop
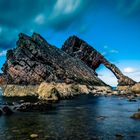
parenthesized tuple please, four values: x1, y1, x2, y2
(2, 106, 13, 115)
(131, 108, 140, 119)
(0, 74, 6, 85)
(131, 83, 140, 94)
(16, 101, 54, 112)
(117, 83, 140, 96)
(37, 82, 91, 100)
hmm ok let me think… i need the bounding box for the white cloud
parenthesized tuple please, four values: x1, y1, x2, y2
(103, 45, 108, 49)
(0, 0, 90, 49)
(35, 14, 45, 25)
(110, 49, 119, 53)
(102, 45, 119, 57)
(123, 67, 137, 73)
(0, 50, 6, 56)
(53, 0, 81, 16)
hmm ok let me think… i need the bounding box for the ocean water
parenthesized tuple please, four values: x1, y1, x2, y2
(0, 90, 140, 140)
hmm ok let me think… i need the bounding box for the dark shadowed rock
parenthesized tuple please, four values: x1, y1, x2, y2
(62, 35, 136, 86)
(16, 101, 55, 112)
(2, 106, 13, 115)
(1, 33, 105, 86)
(0, 73, 6, 85)
(0, 109, 3, 116)
(131, 112, 140, 119)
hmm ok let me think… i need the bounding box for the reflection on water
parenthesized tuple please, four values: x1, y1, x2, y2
(0, 90, 140, 140)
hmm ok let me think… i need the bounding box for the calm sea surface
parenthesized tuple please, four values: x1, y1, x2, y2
(0, 90, 140, 140)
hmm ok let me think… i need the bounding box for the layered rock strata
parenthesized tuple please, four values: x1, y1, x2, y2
(1, 33, 105, 86)
(62, 36, 136, 86)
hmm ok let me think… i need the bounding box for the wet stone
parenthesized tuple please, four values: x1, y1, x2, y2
(2, 106, 13, 115)
(30, 134, 38, 138)
(115, 133, 124, 138)
(131, 112, 140, 119)
(0, 109, 3, 116)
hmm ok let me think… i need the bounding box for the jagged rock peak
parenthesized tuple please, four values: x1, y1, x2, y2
(18, 32, 50, 45)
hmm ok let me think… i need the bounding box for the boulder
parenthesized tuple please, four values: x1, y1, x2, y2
(117, 86, 130, 91)
(16, 101, 54, 112)
(131, 112, 140, 119)
(0, 109, 3, 116)
(30, 134, 38, 138)
(38, 82, 90, 100)
(2, 106, 13, 115)
(0, 74, 6, 85)
(131, 83, 140, 94)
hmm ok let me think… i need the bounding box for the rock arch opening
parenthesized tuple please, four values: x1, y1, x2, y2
(96, 64, 118, 87)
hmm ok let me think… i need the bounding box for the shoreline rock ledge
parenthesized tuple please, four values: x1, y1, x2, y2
(0, 33, 138, 100)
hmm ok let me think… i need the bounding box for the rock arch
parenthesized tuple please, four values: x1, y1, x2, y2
(62, 35, 136, 86)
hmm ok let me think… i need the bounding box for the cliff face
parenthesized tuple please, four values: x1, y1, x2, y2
(1, 33, 105, 86)
(62, 36, 136, 86)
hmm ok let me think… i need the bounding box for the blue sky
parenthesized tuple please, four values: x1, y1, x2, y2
(0, 0, 140, 86)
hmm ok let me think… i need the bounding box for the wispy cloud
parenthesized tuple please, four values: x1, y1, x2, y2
(0, 50, 6, 56)
(103, 45, 108, 49)
(102, 45, 119, 57)
(123, 67, 137, 73)
(34, 14, 45, 25)
(110, 50, 119, 54)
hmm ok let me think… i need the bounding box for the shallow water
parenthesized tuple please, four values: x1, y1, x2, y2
(0, 90, 140, 140)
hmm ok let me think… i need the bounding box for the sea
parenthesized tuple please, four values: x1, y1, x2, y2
(0, 89, 140, 140)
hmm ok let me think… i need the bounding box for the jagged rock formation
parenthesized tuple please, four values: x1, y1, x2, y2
(62, 36, 136, 86)
(1, 33, 106, 86)
(0, 73, 6, 85)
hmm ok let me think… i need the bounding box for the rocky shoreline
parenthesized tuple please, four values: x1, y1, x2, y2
(0, 82, 140, 119)
(0, 90, 140, 118)
(1, 82, 140, 100)
(1, 82, 112, 100)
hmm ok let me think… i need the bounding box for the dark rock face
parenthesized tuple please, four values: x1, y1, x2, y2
(1, 33, 105, 86)
(16, 102, 55, 112)
(2, 106, 13, 115)
(0, 73, 6, 85)
(62, 36, 136, 86)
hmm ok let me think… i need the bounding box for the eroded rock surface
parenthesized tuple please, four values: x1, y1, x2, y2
(1, 33, 105, 86)
(1, 85, 39, 97)
(62, 36, 136, 86)
(131, 83, 140, 94)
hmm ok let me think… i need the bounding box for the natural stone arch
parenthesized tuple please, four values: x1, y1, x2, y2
(62, 35, 136, 86)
